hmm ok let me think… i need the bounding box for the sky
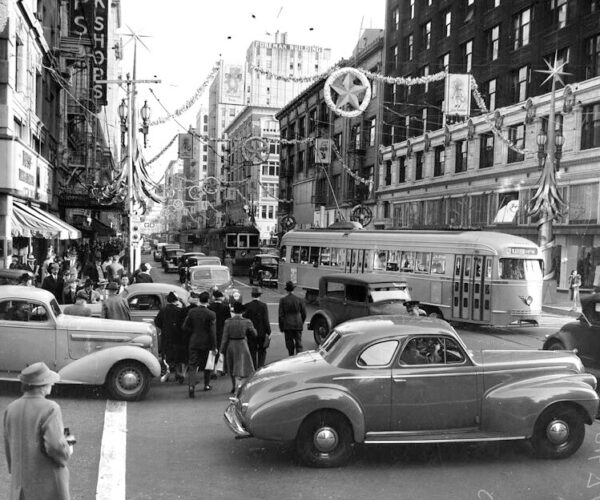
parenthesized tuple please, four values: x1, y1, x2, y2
(119, 0, 385, 178)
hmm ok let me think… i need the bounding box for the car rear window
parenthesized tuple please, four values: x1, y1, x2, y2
(358, 340, 399, 366)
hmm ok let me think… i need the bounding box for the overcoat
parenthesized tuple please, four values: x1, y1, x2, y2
(154, 303, 187, 362)
(243, 299, 271, 345)
(183, 305, 217, 350)
(221, 316, 256, 377)
(208, 300, 231, 346)
(3, 394, 71, 500)
(278, 292, 306, 331)
(101, 294, 132, 321)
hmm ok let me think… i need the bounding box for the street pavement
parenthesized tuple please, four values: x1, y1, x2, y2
(0, 265, 598, 499)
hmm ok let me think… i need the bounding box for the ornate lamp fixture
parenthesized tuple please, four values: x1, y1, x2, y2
(139, 100, 151, 148)
(117, 98, 128, 148)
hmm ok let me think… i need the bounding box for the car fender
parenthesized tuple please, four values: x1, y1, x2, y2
(308, 310, 335, 331)
(57, 346, 161, 385)
(482, 373, 599, 437)
(246, 387, 366, 443)
(542, 330, 576, 351)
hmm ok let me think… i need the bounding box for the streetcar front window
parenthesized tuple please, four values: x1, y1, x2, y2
(499, 259, 543, 280)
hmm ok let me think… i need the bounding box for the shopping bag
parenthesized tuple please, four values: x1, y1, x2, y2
(215, 353, 224, 374)
(205, 351, 216, 371)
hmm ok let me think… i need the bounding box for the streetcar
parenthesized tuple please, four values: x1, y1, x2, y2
(201, 224, 261, 276)
(278, 228, 544, 326)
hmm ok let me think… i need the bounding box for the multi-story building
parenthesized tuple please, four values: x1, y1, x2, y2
(224, 106, 280, 243)
(379, 0, 600, 291)
(276, 29, 384, 229)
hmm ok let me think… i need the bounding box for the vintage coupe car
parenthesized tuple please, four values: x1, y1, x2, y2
(225, 315, 598, 467)
(185, 264, 235, 298)
(308, 274, 411, 345)
(0, 286, 161, 401)
(543, 293, 600, 378)
(248, 254, 279, 287)
(162, 247, 184, 273)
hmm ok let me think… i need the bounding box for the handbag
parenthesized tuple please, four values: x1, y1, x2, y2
(215, 353, 224, 374)
(205, 350, 216, 371)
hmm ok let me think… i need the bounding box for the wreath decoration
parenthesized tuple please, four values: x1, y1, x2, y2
(324, 67, 372, 118)
(188, 185, 203, 200)
(202, 176, 220, 195)
(280, 215, 296, 231)
(172, 199, 184, 210)
(350, 205, 373, 227)
(243, 136, 270, 164)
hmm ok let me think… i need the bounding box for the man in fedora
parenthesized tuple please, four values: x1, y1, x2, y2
(63, 291, 93, 317)
(101, 281, 132, 321)
(243, 287, 271, 369)
(3, 362, 72, 500)
(278, 281, 306, 356)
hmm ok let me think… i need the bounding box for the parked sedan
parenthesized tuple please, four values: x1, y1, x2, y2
(543, 292, 600, 378)
(225, 315, 598, 467)
(0, 286, 161, 401)
(185, 264, 235, 299)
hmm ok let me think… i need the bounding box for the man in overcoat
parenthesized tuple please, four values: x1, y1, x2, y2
(278, 281, 306, 356)
(243, 287, 271, 369)
(101, 282, 132, 321)
(41, 263, 63, 303)
(3, 362, 72, 500)
(182, 291, 217, 398)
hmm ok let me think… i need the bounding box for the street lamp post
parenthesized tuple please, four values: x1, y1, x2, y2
(529, 57, 569, 300)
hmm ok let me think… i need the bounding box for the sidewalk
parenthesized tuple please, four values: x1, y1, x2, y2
(542, 289, 590, 317)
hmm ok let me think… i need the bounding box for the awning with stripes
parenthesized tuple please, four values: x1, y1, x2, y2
(11, 201, 81, 240)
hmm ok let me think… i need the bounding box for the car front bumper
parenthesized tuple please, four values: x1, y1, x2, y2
(224, 403, 252, 439)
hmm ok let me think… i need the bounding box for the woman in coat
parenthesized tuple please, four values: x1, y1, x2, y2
(3, 362, 72, 500)
(220, 301, 257, 395)
(154, 291, 187, 383)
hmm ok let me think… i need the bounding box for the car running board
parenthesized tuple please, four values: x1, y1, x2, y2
(364, 430, 525, 444)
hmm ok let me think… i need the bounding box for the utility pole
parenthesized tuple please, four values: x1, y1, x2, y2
(98, 36, 160, 274)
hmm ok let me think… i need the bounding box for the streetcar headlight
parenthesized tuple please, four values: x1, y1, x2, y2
(524, 295, 533, 306)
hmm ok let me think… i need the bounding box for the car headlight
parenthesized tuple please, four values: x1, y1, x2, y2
(263, 271, 272, 279)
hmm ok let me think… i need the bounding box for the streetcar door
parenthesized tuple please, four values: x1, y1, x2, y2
(452, 256, 462, 319)
(471, 256, 483, 321)
(461, 256, 472, 319)
(482, 257, 492, 322)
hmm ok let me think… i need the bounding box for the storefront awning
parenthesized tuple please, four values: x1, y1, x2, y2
(75, 218, 116, 237)
(11, 201, 81, 240)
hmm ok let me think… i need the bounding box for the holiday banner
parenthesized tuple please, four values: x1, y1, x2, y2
(444, 74, 471, 117)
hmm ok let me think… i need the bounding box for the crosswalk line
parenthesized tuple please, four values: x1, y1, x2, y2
(96, 400, 127, 500)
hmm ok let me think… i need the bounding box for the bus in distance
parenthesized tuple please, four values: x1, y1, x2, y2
(278, 228, 544, 326)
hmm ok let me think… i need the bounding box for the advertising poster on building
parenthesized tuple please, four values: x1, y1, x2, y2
(444, 74, 471, 117)
(220, 64, 245, 105)
(315, 138, 332, 164)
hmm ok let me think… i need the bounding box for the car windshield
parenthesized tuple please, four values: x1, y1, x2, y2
(369, 285, 410, 303)
(318, 330, 341, 359)
(260, 257, 278, 266)
(191, 268, 230, 283)
(50, 298, 61, 316)
(499, 258, 543, 280)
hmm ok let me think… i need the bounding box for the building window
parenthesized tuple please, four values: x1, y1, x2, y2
(550, 0, 568, 29)
(441, 52, 450, 73)
(434, 146, 445, 177)
(368, 118, 376, 146)
(298, 116, 305, 138)
(463, 40, 473, 73)
(410, 0, 415, 19)
(334, 132, 342, 151)
(415, 151, 424, 180)
(398, 156, 406, 183)
(585, 35, 600, 79)
(486, 78, 497, 111)
(465, 0, 475, 23)
(406, 34, 414, 60)
(510, 65, 529, 103)
(486, 25, 500, 62)
(422, 109, 428, 134)
(507, 124, 525, 163)
(569, 183, 599, 224)
(297, 151, 304, 172)
(479, 132, 494, 168)
(309, 108, 317, 133)
(383, 201, 390, 218)
(353, 125, 361, 150)
(15, 36, 24, 92)
(443, 10, 452, 38)
(589, 0, 600, 13)
(422, 21, 431, 50)
(512, 8, 531, 50)
(455, 140, 468, 173)
(391, 7, 399, 30)
(581, 103, 600, 150)
(385, 160, 392, 185)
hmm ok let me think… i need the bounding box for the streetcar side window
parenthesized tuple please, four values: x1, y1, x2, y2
(320, 248, 331, 266)
(387, 250, 401, 271)
(239, 234, 249, 248)
(291, 246, 301, 263)
(374, 250, 388, 271)
(414, 252, 431, 273)
(279, 245, 287, 262)
(431, 254, 447, 274)
(309, 247, 320, 265)
(249, 235, 259, 247)
(401, 251, 414, 272)
(226, 234, 237, 247)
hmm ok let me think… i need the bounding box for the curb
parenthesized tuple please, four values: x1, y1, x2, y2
(542, 305, 581, 318)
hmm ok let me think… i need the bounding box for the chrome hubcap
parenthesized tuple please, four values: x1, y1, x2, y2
(314, 427, 338, 453)
(120, 371, 140, 391)
(546, 419, 569, 445)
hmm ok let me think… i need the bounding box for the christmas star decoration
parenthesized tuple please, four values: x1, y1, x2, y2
(331, 73, 368, 110)
(536, 54, 571, 87)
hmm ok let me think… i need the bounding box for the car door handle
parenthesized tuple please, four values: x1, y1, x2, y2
(392, 377, 407, 384)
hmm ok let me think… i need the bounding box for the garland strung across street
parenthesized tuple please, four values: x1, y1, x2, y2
(147, 134, 178, 165)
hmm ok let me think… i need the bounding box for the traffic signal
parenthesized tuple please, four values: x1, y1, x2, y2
(131, 224, 141, 244)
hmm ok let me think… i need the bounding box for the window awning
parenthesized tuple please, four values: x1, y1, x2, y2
(74, 218, 116, 237)
(11, 201, 81, 240)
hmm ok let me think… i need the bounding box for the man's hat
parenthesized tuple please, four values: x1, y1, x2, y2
(212, 289, 224, 299)
(404, 300, 420, 307)
(285, 281, 295, 292)
(19, 362, 60, 386)
(166, 291, 179, 303)
(106, 281, 119, 291)
(251, 287, 262, 297)
(27, 254, 36, 261)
